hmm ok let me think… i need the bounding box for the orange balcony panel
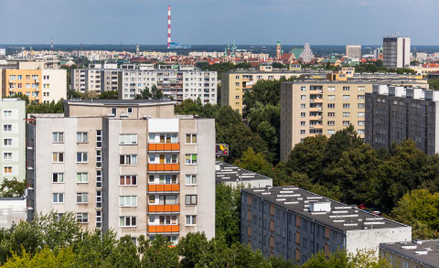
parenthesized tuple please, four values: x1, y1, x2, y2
(148, 204, 180, 213)
(148, 225, 180, 233)
(148, 184, 180, 192)
(148, 143, 180, 151)
(148, 164, 180, 172)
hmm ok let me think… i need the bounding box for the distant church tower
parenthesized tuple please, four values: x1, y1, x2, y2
(276, 39, 282, 60)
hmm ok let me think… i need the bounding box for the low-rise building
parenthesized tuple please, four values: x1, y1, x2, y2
(380, 240, 439, 268)
(215, 161, 273, 188)
(241, 186, 412, 265)
(27, 100, 215, 243)
(0, 197, 27, 228)
(365, 85, 439, 155)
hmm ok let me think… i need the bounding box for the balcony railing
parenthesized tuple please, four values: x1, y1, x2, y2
(148, 204, 180, 213)
(148, 164, 180, 172)
(148, 143, 180, 152)
(148, 184, 180, 192)
(148, 225, 179, 233)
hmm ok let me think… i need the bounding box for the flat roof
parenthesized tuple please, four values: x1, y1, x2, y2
(65, 99, 177, 106)
(215, 161, 273, 183)
(380, 240, 439, 268)
(283, 79, 428, 84)
(243, 186, 409, 233)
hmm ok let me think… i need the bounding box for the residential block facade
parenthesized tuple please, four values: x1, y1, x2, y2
(27, 100, 215, 243)
(241, 187, 412, 265)
(0, 99, 26, 183)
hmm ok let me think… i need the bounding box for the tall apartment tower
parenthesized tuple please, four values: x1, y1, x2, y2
(365, 85, 439, 155)
(383, 35, 411, 68)
(345, 45, 362, 60)
(27, 100, 215, 244)
(0, 99, 26, 184)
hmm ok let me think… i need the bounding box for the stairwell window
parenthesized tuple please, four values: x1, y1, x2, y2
(185, 175, 197, 186)
(186, 134, 197, 144)
(185, 154, 197, 165)
(120, 196, 137, 207)
(185, 195, 197, 205)
(186, 215, 197, 226)
(120, 216, 136, 227)
(120, 134, 137, 145)
(120, 175, 137, 186)
(120, 155, 137, 165)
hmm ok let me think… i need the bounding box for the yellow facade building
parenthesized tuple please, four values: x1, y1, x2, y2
(2, 69, 42, 103)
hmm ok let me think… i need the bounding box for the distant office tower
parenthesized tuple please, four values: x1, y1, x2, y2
(383, 35, 411, 68)
(299, 43, 315, 64)
(0, 99, 26, 184)
(27, 100, 216, 243)
(345, 45, 362, 60)
(365, 85, 439, 155)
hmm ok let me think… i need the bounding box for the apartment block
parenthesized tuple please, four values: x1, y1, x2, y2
(118, 65, 217, 104)
(71, 64, 118, 94)
(215, 161, 273, 188)
(221, 68, 328, 114)
(380, 240, 439, 268)
(345, 45, 362, 60)
(280, 79, 429, 161)
(27, 100, 215, 244)
(365, 85, 439, 155)
(241, 186, 412, 265)
(383, 36, 411, 68)
(1, 68, 66, 103)
(0, 99, 26, 183)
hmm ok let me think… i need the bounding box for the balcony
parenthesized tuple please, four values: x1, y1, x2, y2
(310, 98, 323, 103)
(148, 225, 179, 234)
(148, 143, 180, 152)
(309, 115, 323, 120)
(148, 184, 180, 193)
(148, 164, 180, 172)
(309, 107, 322, 112)
(148, 204, 180, 213)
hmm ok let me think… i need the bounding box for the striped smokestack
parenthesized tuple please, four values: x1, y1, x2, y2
(167, 5, 171, 49)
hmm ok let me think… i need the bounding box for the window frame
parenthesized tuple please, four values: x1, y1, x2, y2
(76, 172, 89, 183)
(120, 175, 138, 186)
(185, 134, 197, 144)
(186, 215, 197, 226)
(52, 193, 64, 203)
(52, 173, 64, 183)
(185, 195, 197, 205)
(76, 132, 88, 143)
(119, 216, 137, 227)
(52, 152, 64, 163)
(76, 193, 89, 204)
(52, 132, 64, 143)
(185, 174, 197, 186)
(77, 213, 89, 223)
(185, 154, 197, 165)
(76, 152, 88, 163)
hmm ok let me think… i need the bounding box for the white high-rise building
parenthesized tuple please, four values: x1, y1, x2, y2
(383, 34, 411, 68)
(345, 45, 362, 60)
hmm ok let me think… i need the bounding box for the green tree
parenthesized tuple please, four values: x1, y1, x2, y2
(391, 189, 439, 239)
(107, 236, 140, 268)
(177, 232, 210, 268)
(272, 62, 286, 69)
(2, 247, 75, 268)
(233, 147, 272, 177)
(27, 100, 64, 114)
(0, 178, 26, 197)
(243, 79, 284, 116)
(72, 230, 118, 267)
(135, 87, 152, 100)
(139, 235, 178, 268)
(215, 184, 241, 246)
(151, 85, 164, 99)
(67, 89, 83, 100)
(99, 90, 118, 99)
(430, 78, 439, 90)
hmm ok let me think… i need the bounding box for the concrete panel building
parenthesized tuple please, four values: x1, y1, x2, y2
(241, 186, 412, 265)
(215, 161, 273, 188)
(280, 79, 429, 161)
(27, 100, 215, 243)
(0, 99, 26, 183)
(365, 85, 439, 155)
(345, 45, 362, 60)
(383, 36, 411, 68)
(380, 240, 439, 268)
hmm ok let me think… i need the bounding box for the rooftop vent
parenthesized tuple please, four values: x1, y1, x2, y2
(309, 201, 331, 212)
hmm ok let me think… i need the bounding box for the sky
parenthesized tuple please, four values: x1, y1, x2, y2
(0, 0, 437, 45)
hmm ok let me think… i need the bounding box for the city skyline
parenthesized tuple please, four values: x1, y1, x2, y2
(1, 0, 438, 45)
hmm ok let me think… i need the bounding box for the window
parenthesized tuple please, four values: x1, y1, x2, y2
(328, 129, 335, 134)
(120, 134, 137, 145)
(327, 121, 335, 126)
(3, 166, 12, 174)
(77, 152, 88, 163)
(300, 121, 306, 126)
(77, 132, 88, 143)
(185, 154, 197, 164)
(77, 213, 88, 223)
(358, 86, 365, 91)
(3, 139, 12, 146)
(300, 130, 306, 134)
(358, 112, 365, 117)
(186, 134, 197, 144)
(301, 86, 306, 91)
(52, 193, 64, 203)
(327, 103, 335, 109)
(120, 155, 137, 165)
(328, 112, 335, 117)
(149, 133, 178, 143)
(185, 175, 197, 185)
(301, 95, 306, 100)
(127, 107, 133, 114)
(3, 152, 12, 161)
(343, 95, 350, 100)
(2, 110, 12, 118)
(120, 175, 137, 186)
(52, 173, 64, 183)
(52, 132, 64, 143)
(343, 112, 350, 117)
(301, 112, 306, 118)
(185, 195, 197, 205)
(52, 152, 64, 163)
(343, 103, 350, 109)
(358, 121, 365, 126)
(77, 193, 89, 203)
(3, 124, 11, 132)
(357, 95, 365, 100)
(120, 196, 137, 207)
(300, 104, 306, 109)
(343, 121, 350, 126)
(112, 108, 117, 115)
(76, 172, 89, 183)
(186, 215, 197, 225)
(120, 216, 136, 227)
(358, 103, 365, 109)
(327, 86, 335, 92)
(328, 95, 335, 100)
(343, 86, 350, 91)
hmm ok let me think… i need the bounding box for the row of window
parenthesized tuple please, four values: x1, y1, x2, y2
(301, 86, 365, 92)
(148, 194, 197, 205)
(300, 95, 365, 100)
(300, 112, 365, 118)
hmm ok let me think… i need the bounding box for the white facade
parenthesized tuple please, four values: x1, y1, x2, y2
(383, 36, 411, 68)
(346, 45, 362, 60)
(0, 198, 27, 228)
(42, 69, 67, 103)
(0, 99, 26, 183)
